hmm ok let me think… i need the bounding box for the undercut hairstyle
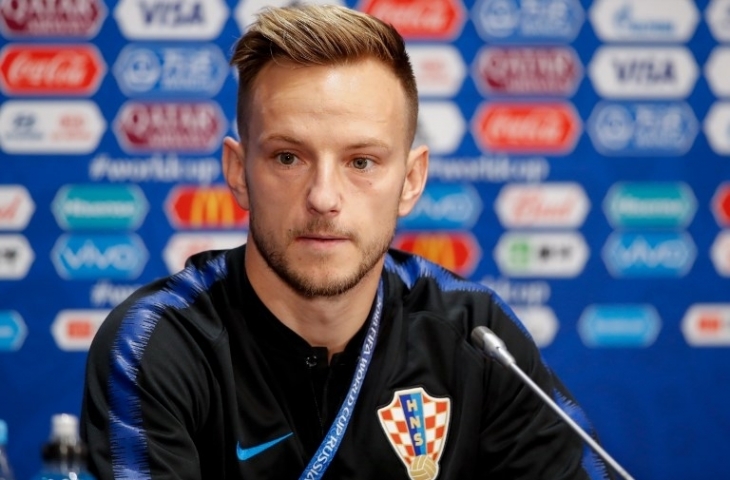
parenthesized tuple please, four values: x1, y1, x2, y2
(229, 4, 418, 145)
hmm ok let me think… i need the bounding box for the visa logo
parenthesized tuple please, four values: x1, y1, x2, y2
(602, 232, 695, 277)
(51, 234, 148, 280)
(141, 1, 202, 25)
(399, 184, 482, 229)
(614, 59, 674, 83)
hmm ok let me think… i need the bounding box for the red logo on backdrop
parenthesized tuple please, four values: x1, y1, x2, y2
(0, 44, 105, 95)
(392, 231, 481, 276)
(474, 47, 581, 96)
(0, 0, 106, 38)
(712, 184, 730, 226)
(113, 101, 225, 154)
(472, 103, 581, 154)
(165, 185, 249, 229)
(359, 0, 465, 40)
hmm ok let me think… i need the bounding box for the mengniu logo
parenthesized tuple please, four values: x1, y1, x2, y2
(165, 185, 248, 229)
(0, 44, 106, 96)
(392, 231, 481, 277)
(471, 102, 581, 155)
(51, 233, 148, 280)
(359, 0, 466, 41)
(0, 0, 107, 38)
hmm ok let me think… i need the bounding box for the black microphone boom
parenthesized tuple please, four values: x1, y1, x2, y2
(470, 326, 635, 480)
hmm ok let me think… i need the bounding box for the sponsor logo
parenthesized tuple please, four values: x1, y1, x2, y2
(377, 387, 450, 480)
(712, 183, 730, 227)
(588, 46, 698, 99)
(90, 281, 142, 307)
(165, 185, 248, 229)
(511, 305, 558, 347)
(495, 182, 589, 228)
(705, 47, 730, 99)
(113, 44, 227, 97)
(710, 231, 730, 277)
(407, 44, 466, 97)
(114, 0, 228, 40)
(706, 0, 730, 42)
(472, 0, 584, 42)
(399, 184, 482, 230)
(0, 311, 27, 351)
(0, 44, 105, 96)
(0, 185, 34, 230)
(113, 101, 226, 154)
(235, 0, 344, 31)
(682, 304, 730, 346)
(587, 101, 698, 156)
(578, 304, 661, 348)
(163, 232, 247, 274)
(480, 276, 551, 305)
(392, 231, 481, 277)
(704, 102, 730, 155)
(473, 46, 582, 96)
(52, 184, 149, 230)
(427, 155, 549, 183)
(494, 232, 589, 278)
(0, 0, 106, 38)
(52, 233, 148, 280)
(589, 0, 699, 42)
(604, 182, 696, 229)
(472, 102, 581, 155)
(602, 232, 695, 277)
(0, 100, 105, 154)
(88, 154, 220, 184)
(413, 101, 465, 155)
(360, 0, 465, 40)
(0, 234, 34, 279)
(51, 309, 109, 351)
(236, 433, 293, 462)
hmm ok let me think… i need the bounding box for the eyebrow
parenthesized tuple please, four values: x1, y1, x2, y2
(259, 134, 392, 151)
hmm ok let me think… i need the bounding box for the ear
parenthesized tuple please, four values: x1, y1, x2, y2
(398, 144, 429, 217)
(222, 136, 249, 210)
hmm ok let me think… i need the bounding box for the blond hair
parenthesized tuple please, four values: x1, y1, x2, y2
(229, 4, 418, 143)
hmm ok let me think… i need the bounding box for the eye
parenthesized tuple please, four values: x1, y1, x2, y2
(276, 152, 297, 165)
(352, 157, 372, 170)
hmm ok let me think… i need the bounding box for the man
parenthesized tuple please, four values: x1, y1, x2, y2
(81, 4, 611, 479)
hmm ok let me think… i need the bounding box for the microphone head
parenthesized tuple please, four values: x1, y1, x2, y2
(470, 326, 516, 367)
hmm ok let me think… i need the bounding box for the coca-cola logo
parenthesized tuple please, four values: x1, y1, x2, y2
(113, 101, 225, 154)
(0, 0, 106, 38)
(360, 0, 465, 40)
(472, 102, 581, 154)
(0, 45, 105, 95)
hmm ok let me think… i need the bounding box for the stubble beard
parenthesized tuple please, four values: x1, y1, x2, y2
(249, 215, 394, 299)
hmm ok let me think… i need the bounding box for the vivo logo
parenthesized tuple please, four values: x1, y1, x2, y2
(52, 234, 148, 279)
(602, 232, 695, 277)
(400, 184, 482, 229)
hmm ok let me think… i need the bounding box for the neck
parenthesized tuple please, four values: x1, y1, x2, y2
(245, 249, 383, 359)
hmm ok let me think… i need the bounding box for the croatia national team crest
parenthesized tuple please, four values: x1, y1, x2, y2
(377, 387, 451, 480)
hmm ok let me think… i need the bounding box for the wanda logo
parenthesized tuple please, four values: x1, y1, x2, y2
(472, 103, 581, 154)
(0, 44, 105, 95)
(360, 0, 464, 40)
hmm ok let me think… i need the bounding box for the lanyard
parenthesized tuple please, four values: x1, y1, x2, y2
(299, 280, 384, 480)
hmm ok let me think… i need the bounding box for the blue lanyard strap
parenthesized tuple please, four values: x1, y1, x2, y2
(299, 280, 384, 480)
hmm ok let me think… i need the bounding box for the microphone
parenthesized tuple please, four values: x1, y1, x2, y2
(470, 326, 635, 480)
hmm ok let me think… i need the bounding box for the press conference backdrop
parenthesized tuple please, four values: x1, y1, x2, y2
(1, 0, 728, 477)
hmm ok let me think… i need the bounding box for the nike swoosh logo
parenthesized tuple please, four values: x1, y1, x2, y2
(236, 432, 293, 461)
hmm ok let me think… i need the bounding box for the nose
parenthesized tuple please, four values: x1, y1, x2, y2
(306, 160, 342, 216)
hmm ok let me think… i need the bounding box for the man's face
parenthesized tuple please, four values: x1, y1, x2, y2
(233, 58, 424, 298)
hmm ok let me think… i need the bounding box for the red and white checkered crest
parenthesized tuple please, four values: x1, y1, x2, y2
(377, 387, 451, 480)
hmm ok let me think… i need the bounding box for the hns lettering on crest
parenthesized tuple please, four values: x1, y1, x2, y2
(113, 44, 228, 97)
(235, 0, 345, 32)
(52, 184, 149, 230)
(413, 102, 466, 155)
(0, 0, 107, 38)
(589, 0, 699, 43)
(377, 387, 450, 480)
(51, 233, 148, 280)
(392, 231, 482, 277)
(399, 184, 482, 230)
(360, 0, 466, 41)
(578, 304, 661, 348)
(587, 102, 698, 156)
(0, 311, 27, 351)
(588, 46, 698, 99)
(602, 232, 696, 277)
(114, 0, 228, 40)
(0, 185, 34, 230)
(406, 45, 466, 98)
(472, 0, 584, 43)
(603, 182, 697, 229)
(165, 185, 249, 229)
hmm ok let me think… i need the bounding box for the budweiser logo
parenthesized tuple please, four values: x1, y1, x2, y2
(512, 193, 575, 220)
(0, 45, 105, 95)
(362, 0, 464, 39)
